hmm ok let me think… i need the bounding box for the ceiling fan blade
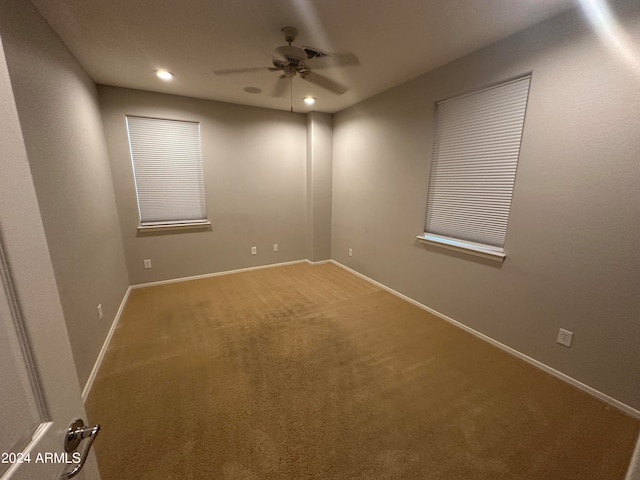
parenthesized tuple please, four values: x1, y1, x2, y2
(301, 71, 348, 95)
(271, 75, 289, 97)
(306, 52, 360, 69)
(213, 67, 271, 75)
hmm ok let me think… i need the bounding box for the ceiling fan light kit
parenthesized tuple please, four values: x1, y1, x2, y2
(213, 25, 358, 111)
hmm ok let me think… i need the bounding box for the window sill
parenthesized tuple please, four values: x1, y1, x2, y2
(416, 234, 506, 262)
(138, 221, 211, 233)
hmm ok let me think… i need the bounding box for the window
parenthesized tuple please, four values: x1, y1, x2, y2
(125, 116, 208, 231)
(419, 76, 531, 261)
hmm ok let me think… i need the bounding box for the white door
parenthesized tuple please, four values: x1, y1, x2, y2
(0, 38, 100, 480)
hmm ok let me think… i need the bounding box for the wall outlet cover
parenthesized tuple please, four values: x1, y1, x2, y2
(557, 328, 573, 348)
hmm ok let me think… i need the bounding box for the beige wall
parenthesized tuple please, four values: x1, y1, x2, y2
(332, 5, 640, 410)
(99, 86, 308, 285)
(2, 0, 637, 419)
(0, 0, 129, 388)
(306, 112, 333, 262)
(0, 33, 101, 480)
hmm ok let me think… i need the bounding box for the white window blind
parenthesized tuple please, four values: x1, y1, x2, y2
(126, 116, 207, 226)
(425, 76, 531, 251)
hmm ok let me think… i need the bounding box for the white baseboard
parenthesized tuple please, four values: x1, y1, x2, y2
(131, 259, 309, 289)
(83, 257, 640, 421)
(83, 260, 310, 401)
(82, 286, 131, 402)
(305, 259, 331, 265)
(81, 258, 640, 474)
(626, 436, 640, 480)
(330, 260, 640, 419)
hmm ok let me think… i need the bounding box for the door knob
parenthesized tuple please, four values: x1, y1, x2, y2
(61, 419, 100, 479)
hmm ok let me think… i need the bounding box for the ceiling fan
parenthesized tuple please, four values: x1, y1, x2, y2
(213, 26, 358, 110)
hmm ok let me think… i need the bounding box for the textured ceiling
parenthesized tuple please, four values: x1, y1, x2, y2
(31, 0, 578, 113)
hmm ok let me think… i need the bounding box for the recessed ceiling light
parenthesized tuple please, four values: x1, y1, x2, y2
(303, 96, 316, 105)
(244, 86, 262, 94)
(155, 70, 173, 81)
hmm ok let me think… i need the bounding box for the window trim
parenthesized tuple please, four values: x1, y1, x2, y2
(137, 221, 211, 233)
(416, 233, 505, 262)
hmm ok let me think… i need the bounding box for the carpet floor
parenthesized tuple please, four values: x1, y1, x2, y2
(85, 262, 639, 479)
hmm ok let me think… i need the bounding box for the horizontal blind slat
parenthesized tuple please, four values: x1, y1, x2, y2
(126, 116, 207, 224)
(425, 76, 530, 247)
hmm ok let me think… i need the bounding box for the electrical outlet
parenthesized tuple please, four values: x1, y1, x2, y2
(348, 247, 353, 257)
(97, 304, 104, 320)
(143, 259, 152, 269)
(273, 244, 279, 252)
(251, 246, 257, 255)
(557, 328, 573, 348)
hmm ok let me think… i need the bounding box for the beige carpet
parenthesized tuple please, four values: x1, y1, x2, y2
(86, 262, 639, 479)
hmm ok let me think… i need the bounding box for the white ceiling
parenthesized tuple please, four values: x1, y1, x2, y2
(31, 0, 578, 114)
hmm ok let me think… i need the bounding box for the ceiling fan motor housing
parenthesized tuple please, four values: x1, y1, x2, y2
(272, 45, 309, 72)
